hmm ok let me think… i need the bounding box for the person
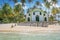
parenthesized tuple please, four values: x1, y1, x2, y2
(11, 25, 14, 28)
(15, 23, 16, 26)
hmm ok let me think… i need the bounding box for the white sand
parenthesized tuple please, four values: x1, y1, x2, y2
(0, 24, 60, 33)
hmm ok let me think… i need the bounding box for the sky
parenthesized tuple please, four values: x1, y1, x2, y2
(0, 0, 60, 14)
(0, 0, 44, 8)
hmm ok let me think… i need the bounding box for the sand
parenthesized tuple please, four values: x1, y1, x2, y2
(0, 23, 60, 33)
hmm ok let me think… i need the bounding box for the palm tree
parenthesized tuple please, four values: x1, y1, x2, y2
(14, 4, 25, 23)
(43, 0, 58, 22)
(14, 3, 23, 15)
(49, 15, 54, 24)
(52, 0, 57, 4)
(43, 0, 58, 10)
(43, 0, 51, 12)
(43, 0, 51, 23)
(12, 0, 25, 23)
(0, 9, 3, 23)
(28, 0, 32, 3)
(51, 7, 59, 15)
(13, 0, 18, 3)
(21, 0, 26, 6)
(36, 1, 40, 6)
(2, 3, 12, 15)
(45, 2, 51, 9)
(2, 3, 13, 23)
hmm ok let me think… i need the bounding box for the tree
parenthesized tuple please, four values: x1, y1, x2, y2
(28, 0, 32, 3)
(14, 4, 25, 23)
(14, 4, 22, 13)
(0, 10, 3, 23)
(21, 0, 26, 6)
(51, 7, 59, 15)
(52, 0, 57, 4)
(43, 0, 58, 22)
(43, 0, 58, 10)
(13, 0, 18, 3)
(2, 3, 14, 23)
(36, 1, 40, 6)
(12, 0, 26, 23)
(49, 15, 54, 23)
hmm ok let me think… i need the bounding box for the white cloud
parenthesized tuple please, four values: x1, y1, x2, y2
(23, 6, 28, 10)
(56, 4, 60, 7)
(41, 3, 47, 11)
(15, 2, 22, 5)
(52, 4, 60, 8)
(47, 0, 51, 2)
(42, 3, 45, 7)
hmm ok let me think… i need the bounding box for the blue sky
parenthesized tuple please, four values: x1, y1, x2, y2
(0, 0, 44, 14)
(0, 0, 44, 8)
(0, 0, 60, 14)
(0, 0, 60, 7)
(0, 0, 60, 9)
(0, 0, 60, 8)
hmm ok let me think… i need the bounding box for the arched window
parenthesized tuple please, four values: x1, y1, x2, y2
(40, 12, 41, 15)
(29, 14, 30, 16)
(33, 12, 35, 15)
(44, 14, 45, 16)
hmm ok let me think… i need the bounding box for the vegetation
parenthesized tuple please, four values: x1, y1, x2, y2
(49, 15, 54, 22)
(43, 0, 59, 22)
(0, 2, 25, 23)
(51, 8, 59, 15)
(0, 0, 59, 23)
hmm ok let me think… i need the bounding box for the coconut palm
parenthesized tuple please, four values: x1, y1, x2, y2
(28, 0, 32, 3)
(2, 3, 14, 23)
(36, 1, 40, 6)
(43, 0, 51, 13)
(14, 4, 25, 23)
(43, 0, 58, 9)
(14, 4, 21, 22)
(45, 2, 51, 9)
(0, 9, 3, 23)
(13, 0, 18, 3)
(51, 7, 59, 15)
(49, 15, 54, 24)
(43, 0, 58, 22)
(52, 0, 57, 4)
(2, 3, 12, 16)
(21, 0, 25, 3)
(58, 7, 60, 13)
(21, 0, 26, 6)
(14, 4, 22, 13)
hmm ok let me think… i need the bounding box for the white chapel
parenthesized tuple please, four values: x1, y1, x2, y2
(26, 7, 49, 22)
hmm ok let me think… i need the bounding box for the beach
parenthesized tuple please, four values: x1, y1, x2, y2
(0, 23, 60, 33)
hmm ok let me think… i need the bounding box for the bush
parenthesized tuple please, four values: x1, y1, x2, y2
(2, 18, 10, 23)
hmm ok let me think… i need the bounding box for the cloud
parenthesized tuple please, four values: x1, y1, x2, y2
(42, 3, 45, 7)
(23, 6, 28, 10)
(52, 4, 60, 8)
(47, 0, 51, 2)
(15, 2, 22, 5)
(41, 3, 47, 11)
(56, 4, 60, 7)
